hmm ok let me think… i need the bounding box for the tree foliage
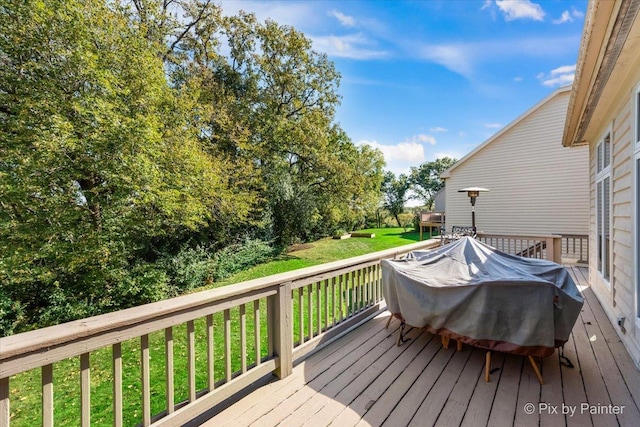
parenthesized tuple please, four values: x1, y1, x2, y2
(381, 172, 411, 228)
(0, 0, 385, 333)
(409, 157, 457, 209)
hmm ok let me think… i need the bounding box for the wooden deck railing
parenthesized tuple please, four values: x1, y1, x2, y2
(419, 211, 445, 240)
(559, 234, 589, 264)
(476, 233, 563, 263)
(0, 239, 441, 427)
(476, 233, 589, 264)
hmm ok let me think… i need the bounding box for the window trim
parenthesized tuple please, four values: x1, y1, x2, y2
(634, 82, 640, 321)
(596, 126, 612, 289)
(635, 151, 640, 323)
(635, 83, 640, 149)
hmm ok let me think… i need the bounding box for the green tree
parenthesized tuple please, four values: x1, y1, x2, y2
(381, 172, 411, 228)
(0, 0, 244, 331)
(409, 157, 457, 209)
(163, 7, 373, 245)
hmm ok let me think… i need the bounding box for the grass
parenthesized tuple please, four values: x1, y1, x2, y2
(8, 227, 431, 426)
(211, 227, 424, 287)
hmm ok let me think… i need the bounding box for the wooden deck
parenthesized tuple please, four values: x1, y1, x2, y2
(199, 266, 640, 427)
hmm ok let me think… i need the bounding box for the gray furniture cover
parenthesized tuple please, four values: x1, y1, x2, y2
(382, 237, 584, 357)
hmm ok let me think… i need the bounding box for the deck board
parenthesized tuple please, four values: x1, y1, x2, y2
(200, 266, 640, 427)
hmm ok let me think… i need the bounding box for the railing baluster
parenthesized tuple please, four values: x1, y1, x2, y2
(367, 266, 373, 306)
(338, 274, 344, 322)
(254, 300, 261, 366)
(331, 277, 336, 328)
(187, 320, 196, 402)
(298, 287, 304, 345)
(206, 315, 214, 392)
(80, 353, 90, 427)
(0, 377, 9, 427)
(350, 271, 356, 316)
(323, 279, 328, 332)
(373, 264, 378, 303)
(316, 281, 321, 336)
(339, 273, 345, 322)
(42, 364, 53, 427)
(240, 304, 247, 373)
(358, 268, 362, 310)
(307, 284, 313, 339)
(141, 334, 151, 427)
(113, 343, 123, 427)
(165, 327, 174, 414)
(224, 309, 232, 382)
(363, 267, 367, 308)
(375, 264, 382, 302)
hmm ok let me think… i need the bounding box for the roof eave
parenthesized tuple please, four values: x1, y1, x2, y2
(563, 0, 639, 147)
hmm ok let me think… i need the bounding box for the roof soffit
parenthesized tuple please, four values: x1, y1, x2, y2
(564, 0, 640, 147)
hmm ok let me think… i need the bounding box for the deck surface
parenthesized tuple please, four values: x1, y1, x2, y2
(202, 266, 640, 427)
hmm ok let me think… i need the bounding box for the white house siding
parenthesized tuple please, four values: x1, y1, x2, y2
(442, 88, 589, 237)
(585, 70, 640, 367)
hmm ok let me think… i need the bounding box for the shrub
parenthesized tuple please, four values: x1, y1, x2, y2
(110, 263, 172, 308)
(160, 245, 218, 292)
(0, 292, 25, 336)
(160, 238, 276, 291)
(38, 285, 102, 328)
(213, 238, 275, 281)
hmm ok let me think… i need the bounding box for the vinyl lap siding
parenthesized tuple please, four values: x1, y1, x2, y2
(444, 90, 589, 236)
(588, 89, 639, 364)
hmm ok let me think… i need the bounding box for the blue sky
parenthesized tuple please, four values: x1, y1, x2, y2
(220, 0, 587, 176)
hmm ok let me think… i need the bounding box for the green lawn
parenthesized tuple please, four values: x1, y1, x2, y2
(9, 227, 432, 426)
(211, 227, 426, 287)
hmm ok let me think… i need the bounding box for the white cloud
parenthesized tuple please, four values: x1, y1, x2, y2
(484, 123, 503, 129)
(412, 134, 437, 145)
(571, 7, 585, 19)
(514, 76, 523, 82)
(552, 11, 573, 25)
(357, 139, 425, 163)
(219, 1, 318, 28)
(538, 64, 576, 87)
(430, 127, 448, 133)
(417, 43, 473, 77)
(412, 35, 579, 79)
(495, 0, 545, 21)
(310, 33, 388, 60)
(356, 138, 433, 176)
(328, 9, 355, 27)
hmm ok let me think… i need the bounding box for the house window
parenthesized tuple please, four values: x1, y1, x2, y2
(596, 132, 611, 284)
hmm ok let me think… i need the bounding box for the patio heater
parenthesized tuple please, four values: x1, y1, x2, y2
(458, 187, 489, 230)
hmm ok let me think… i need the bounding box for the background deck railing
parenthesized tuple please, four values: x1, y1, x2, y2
(559, 234, 589, 264)
(476, 233, 588, 264)
(476, 233, 563, 263)
(0, 239, 441, 427)
(419, 211, 445, 240)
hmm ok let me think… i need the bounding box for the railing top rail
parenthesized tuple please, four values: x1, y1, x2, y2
(0, 238, 440, 365)
(476, 233, 559, 240)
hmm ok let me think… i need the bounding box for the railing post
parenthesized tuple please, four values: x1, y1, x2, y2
(1, 377, 9, 427)
(269, 282, 293, 379)
(546, 237, 562, 264)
